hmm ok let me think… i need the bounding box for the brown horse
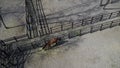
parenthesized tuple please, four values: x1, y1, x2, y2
(42, 37, 61, 50)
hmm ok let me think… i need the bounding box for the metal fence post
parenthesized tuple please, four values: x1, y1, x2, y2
(90, 17, 94, 24)
(81, 19, 84, 26)
(100, 15, 103, 21)
(90, 26, 93, 33)
(79, 29, 82, 36)
(68, 33, 71, 39)
(100, 24, 103, 31)
(50, 28, 53, 33)
(61, 23, 63, 31)
(71, 22, 74, 29)
(109, 13, 112, 19)
(110, 21, 113, 28)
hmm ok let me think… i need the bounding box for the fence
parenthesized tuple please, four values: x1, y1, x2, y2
(50, 11, 120, 33)
(54, 18, 120, 40)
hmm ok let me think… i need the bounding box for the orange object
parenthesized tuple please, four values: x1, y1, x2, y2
(42, 37, 60, 50)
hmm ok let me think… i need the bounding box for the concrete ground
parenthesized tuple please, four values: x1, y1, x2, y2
(25, 26, 120, 68)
